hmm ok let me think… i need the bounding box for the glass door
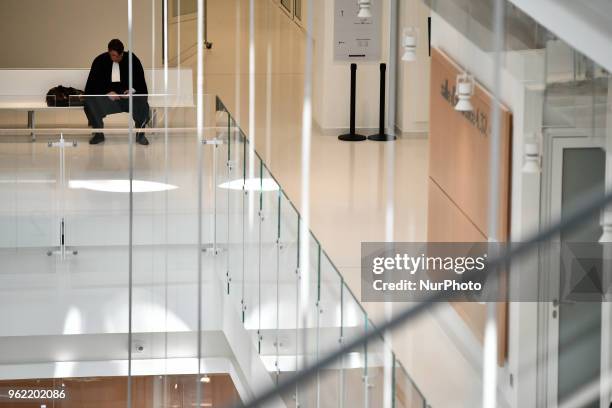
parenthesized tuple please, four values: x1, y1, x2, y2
(543, 134, 606, 408)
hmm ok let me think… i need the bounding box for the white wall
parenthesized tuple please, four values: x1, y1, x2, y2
(427, 11, 545, 408)
(0, 0, 162, 69)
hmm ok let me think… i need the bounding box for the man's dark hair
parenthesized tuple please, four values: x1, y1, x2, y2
(108, 39, 125, 54)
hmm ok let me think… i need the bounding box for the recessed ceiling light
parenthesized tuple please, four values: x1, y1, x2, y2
(69, 179, 178, 193)
(218, 177, 279, 192)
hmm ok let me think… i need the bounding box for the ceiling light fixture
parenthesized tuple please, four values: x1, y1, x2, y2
(69, 179, 178, 193)
(454, 73, 475, 112)
(357, 0, 372, 18)
(218, 177, 279, 192)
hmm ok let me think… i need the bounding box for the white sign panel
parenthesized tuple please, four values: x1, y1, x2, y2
(334, 0, 382, 61)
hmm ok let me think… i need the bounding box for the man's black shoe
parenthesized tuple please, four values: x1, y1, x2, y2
(89, 133, 105, 144)
(136, 133, 150, 146)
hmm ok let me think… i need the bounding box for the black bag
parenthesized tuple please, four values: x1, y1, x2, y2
(46, 85, 85, 107)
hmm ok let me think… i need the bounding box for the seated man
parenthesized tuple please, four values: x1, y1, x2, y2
(84, 39, 150, 145)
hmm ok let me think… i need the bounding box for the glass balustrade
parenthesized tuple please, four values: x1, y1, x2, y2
(213, 96, 428, 408)
(0, 89, 426, 408)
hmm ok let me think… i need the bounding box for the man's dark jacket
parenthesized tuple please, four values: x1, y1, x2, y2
(85, 51, 148, 96)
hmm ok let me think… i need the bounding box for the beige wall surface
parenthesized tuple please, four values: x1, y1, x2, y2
(0, 0, 162, 69)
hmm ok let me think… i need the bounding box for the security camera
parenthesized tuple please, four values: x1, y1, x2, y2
(133, 342, 145, 353)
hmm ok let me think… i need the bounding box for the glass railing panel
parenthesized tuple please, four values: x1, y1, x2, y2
(215, 106, 232, 293)
(226, 126, 247, 321)
(364, 329, 390, 408)
(242, 148, 262, 348)
(276, 190, 300, 406)
(212, 105, 231, 287)
(0, 135, 60, 278)
(317, 250, 343, 407)
(395, 360, 426, 408)
(294, 234, 322, 408)
(341, 289, 368, 407)
(0, 94, 60, 277)
(63, 95, 132, 271)
(258, 162, 281, 365)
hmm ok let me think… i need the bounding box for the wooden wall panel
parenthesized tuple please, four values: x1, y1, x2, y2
(429, 48, 512, 240)
(428, 48, 512, 364)
(428, 179, 488, 243)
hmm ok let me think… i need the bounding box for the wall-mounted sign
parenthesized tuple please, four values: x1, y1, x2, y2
(333, 0, 381, 61)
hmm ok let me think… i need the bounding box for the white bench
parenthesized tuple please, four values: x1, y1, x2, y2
(0, 68, 194, 140)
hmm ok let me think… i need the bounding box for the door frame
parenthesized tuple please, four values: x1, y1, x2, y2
(539, 128, 607, 408)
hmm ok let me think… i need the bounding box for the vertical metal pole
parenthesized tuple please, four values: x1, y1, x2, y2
(213, 143, 218, 253)
(196, 0, 205, 407)
(339, 282, 345, 408)
(388, 0, 398, 137)
(350, 64, 357, 134)
(299, 3, 314, 405)
(379, 63, 386, 135)
(204, 0, 209, 47)
(339, 64, 365, 141)
(383, 2, 398, 406)
(364, 318, 370, 408)
(295, 216, 301, 406)
(275, 191, 281, 383)
(265, 3, 273, 165)
(152, 0, 157, 91)
(178, 0, 181, 68)
(369, 63, 396, 141)
(483, 0, 504, 407)
(257, 161, 263, 354)
(127, 0, 134, 407)
(248, 0, 256, 233)
(226, 109, 231, 295)
(316, 247, 321, 408)
(162, 1, 170, 404)
(59, 134, 66, 258)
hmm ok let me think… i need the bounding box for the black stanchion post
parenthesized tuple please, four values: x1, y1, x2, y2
(339, 63, 366, 142)
(368, 63, 396, 141)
